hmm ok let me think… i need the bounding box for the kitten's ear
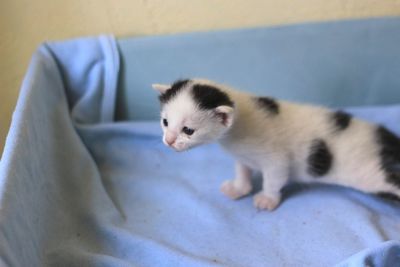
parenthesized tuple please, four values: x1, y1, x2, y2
(214, 105, 234, 127)
(152, 83, 171, 94)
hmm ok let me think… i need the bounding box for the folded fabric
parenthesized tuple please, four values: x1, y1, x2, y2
(1, 19, 400, 267)
(336, 241, 400, 267)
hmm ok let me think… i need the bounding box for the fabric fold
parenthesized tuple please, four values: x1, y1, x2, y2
(1, 19, 400, 267)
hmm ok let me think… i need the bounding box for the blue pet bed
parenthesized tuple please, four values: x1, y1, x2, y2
(1, 17, 400, 267)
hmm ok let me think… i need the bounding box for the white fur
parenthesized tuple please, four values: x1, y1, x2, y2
(154, 79, 399, 210)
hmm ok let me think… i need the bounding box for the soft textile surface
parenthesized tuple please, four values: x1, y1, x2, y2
(1, 27, 400, 267)
(117, 17, 400, 120)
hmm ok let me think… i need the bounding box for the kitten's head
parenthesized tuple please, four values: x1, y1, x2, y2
(152, 79, 235, 151)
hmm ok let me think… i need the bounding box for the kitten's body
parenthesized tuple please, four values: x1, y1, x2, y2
(153, 79, 400, 210)
(221, 89, 392, 192)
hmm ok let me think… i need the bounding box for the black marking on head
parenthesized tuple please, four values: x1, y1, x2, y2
(376, 126, 400, 188)
(192, 84, 234, 110)
(331, 110, 352, 132)
(307, 139, 333, 177)
(255, 97, 279, 115)
(159, 79, 191, 104)
(376, 192, 400, 202)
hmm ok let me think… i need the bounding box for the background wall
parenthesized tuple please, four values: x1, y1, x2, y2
(1, 0, 400, 154)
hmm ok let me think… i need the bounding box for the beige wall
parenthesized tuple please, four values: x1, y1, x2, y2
(1, 0, 400, 153)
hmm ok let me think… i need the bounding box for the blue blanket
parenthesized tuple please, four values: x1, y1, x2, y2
(1, 28, 400, 267)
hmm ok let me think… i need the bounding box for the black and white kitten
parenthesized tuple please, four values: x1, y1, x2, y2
(152, 79, 400, 210)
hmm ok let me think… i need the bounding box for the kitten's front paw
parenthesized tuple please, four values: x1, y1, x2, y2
(220, 180, 251, 200)
(253, 193, 280, 211)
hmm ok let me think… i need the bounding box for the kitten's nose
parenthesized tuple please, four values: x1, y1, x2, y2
(166, 139, 175, 146)
(165, 134, 176, 146)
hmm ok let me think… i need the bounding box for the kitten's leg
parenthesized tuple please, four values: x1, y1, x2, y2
(254, 164, 289, 210)
(221, 162, 253, 199)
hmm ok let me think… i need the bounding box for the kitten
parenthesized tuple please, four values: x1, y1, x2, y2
(152, 79, 400, 210)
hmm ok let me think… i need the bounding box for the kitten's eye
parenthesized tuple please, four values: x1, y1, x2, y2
(182, 126, 195, 136)
(163, 118, 168, 127)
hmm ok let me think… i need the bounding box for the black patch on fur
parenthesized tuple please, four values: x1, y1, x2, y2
(376, 126, 400, 188)
(331, 110, 352, 131)
(307, 139, 333, 177)
(159, 79, 191, 103)
(376, 192, 400, 202)
(192, 84, 234, 110)
(256, 97, 279, 115)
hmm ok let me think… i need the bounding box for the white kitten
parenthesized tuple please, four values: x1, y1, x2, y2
(152, 79, 400, 210)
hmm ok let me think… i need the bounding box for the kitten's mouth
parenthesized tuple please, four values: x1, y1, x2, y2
(171, 145, 186, 152)
(169, 143, 190, 152)
(163, 138, 190, 152)
(164, 142, 184, 152)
